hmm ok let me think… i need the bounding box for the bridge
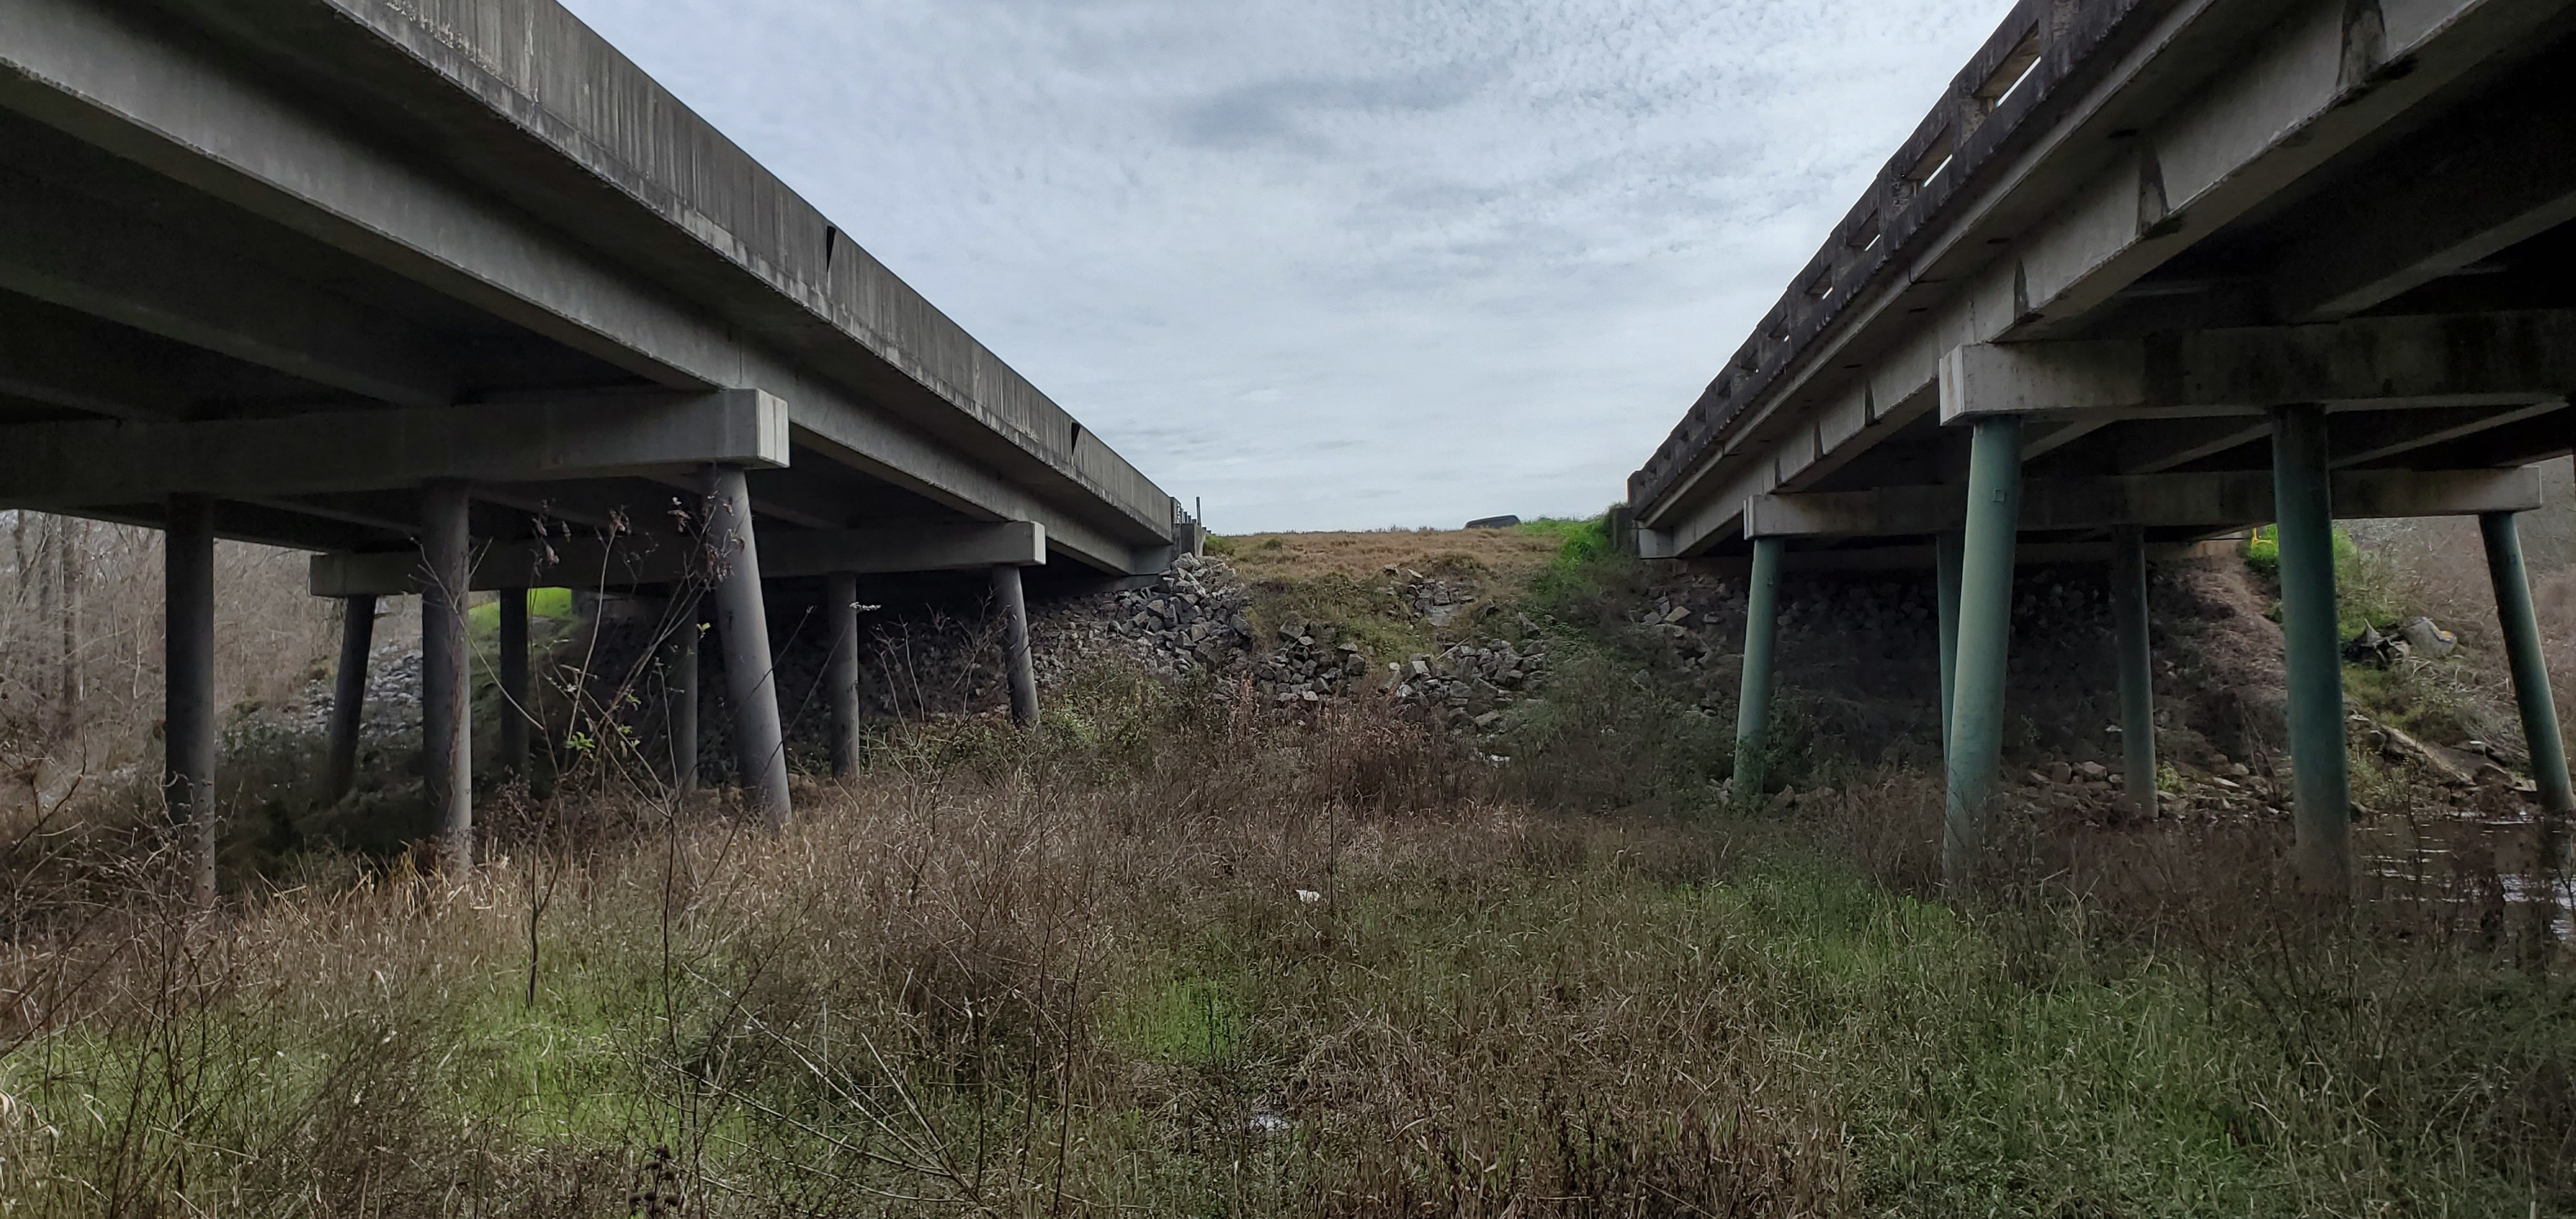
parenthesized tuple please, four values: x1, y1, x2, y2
(1624, 0, 2576, 892)
(0, 0, 1195, 890)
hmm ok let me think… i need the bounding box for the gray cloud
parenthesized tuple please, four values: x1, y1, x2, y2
(561, 0, 2011, 530)
(1177, 68, 1488, 151)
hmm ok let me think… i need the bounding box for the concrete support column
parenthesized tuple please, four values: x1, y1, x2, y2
(496, 587, 530, 782)
(826, 572, 864, 776)
(418, 479, 473, 874)
(1935, 528, 1963, 756)
(705, 464, 792, 827)
(2269, 404, 2350, 894)
(663, 592, 700, 793)
(164, 493, 217, 905)
(1945, 415, 2023, 890)
(991, 564, 1039, 728)
(1734, 534, 1784, 810)
(2480, 510, 2574, 816)
(325, 594, 375, 802)
(2111, 525, 2158, 815)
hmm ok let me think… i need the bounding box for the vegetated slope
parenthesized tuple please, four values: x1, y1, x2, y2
(0, 521, 2569, 1216)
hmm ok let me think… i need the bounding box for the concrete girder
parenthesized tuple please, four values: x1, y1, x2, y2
(1942, 311, 2576, 424)
(0, 164, 454, 407)
(2113, 417, 2274, 475)
(2002, 0, 2573, 341)
(0, 0, 1179, 564)
(2388, 410, 2576, 471)
(0, 297, 204, 420)
(309, 519, 1050, 597)
(1744, 466, 2543, 539)
(0, 390, 786, 510)
(786, 415, 1148, 574)
(2327, 402, 2569, 469)
(1682, 538, 2243, 577)
(2085, 402, 2564, 476)
(2269, 59, 2576, 322)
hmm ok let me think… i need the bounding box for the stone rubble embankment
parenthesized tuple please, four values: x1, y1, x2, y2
(1038, 554, 1556, 734)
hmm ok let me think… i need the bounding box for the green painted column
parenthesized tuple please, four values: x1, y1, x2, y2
(2480, 510, 2574, 816)
(2111, 525, 2158, 814)
(1945, 415, 2022, 889)
(2269, 404, 2351, 894)
(1936, 528, 1963, 756)
(1735, 534, 1785, 810)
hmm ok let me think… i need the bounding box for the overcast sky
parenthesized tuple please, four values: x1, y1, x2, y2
(561, 0, 2012, 532)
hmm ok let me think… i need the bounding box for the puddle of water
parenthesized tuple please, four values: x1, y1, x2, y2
(2361, 808, 2574, 940)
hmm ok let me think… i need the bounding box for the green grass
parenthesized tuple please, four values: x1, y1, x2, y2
(465, 586, 576, 634)
(2243, 526, 2401, 635)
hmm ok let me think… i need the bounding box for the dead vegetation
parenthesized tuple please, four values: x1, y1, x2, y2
(1209, 525, 1567, 585)
(0, 513, 2570, 1215)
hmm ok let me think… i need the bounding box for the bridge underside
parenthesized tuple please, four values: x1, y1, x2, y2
(1637, 0, 2576, 566)
(0, 0, 1190, 587)
(0, 0, 1195, 875)
(1630, 0, 2576, 894)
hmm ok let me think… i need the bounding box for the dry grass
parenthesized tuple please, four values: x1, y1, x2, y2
(3, 685, 2566, 1216)
(0, 515, 2572, 1216)
(1213, 528, 1567, 585)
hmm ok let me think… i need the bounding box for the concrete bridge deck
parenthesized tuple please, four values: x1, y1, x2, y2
(1625, 0, 2576, 891)
(0, 0, 1195, 884)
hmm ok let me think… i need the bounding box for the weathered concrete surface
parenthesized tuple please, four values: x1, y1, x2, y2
(0, 0, 1188, 574)
(1630, 0, 2576, 560)
(1745, 468, 2544, 538)
(310, 521, 1050, 597)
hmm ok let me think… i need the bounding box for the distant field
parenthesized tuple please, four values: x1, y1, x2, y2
(1210, 523, 1575, 583)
